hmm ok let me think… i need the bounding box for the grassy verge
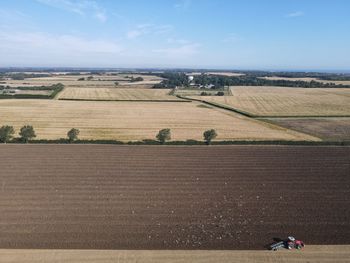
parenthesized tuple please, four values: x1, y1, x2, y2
(176, 95, 254, 117)
(5, 138, 350, 146)
(58, 98, 191, 102)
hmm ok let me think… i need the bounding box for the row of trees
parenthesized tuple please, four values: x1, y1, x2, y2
(192, 75, 350, 88)
(0, 126, 80, 143)
(152, 72, 350, 89)
(0, 126, 218, 144)
(156, 128, 217, 145)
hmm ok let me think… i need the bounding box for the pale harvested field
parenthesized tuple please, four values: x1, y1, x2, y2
(186, 72, 245, 77)
(2, 74, 162, 89)
(0, 246, 349, 263)
(57, 88, 182, 101)
(261, 76, 320, 82)
(261, 76, 350, 85)
(207, 72, 245, 77)
(190, 86, 350, 117)
(323, 80, 350, 85)
(0, 99, 316, 141)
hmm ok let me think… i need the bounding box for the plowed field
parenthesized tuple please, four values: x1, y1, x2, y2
(0, 145, 349, 250)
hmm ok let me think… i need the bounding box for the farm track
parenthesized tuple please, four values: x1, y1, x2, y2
(1, 246, 350, 263)
(0, 145, 349, 250)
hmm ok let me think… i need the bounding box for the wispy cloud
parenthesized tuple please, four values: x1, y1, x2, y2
(126, 24, 173, 39)
(153, 43, 200, 58)
(286, 11, 304, 18)
(95, 11, 107, 22)
(0, 8, 37, 32)
(222, 33, 243, 44)
(167, 38, 191, 45)
(0, 9, 30, 20)
(36, 0, 108, 22)
(0, 31, 122, 54)
(127, 30, 143, 39)
(174, 0, 192, 11)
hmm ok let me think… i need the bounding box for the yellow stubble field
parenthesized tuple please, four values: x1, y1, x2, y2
(190, 86, 350, 117)
(0, 99, 317, 141)
(2, 74, 163, 89)
(57, 88, 182, 101)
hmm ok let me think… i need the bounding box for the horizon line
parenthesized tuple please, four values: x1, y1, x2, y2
(1, 66, 350, 74)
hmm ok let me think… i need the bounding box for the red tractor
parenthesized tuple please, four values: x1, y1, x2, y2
(270, 236, 305, 251)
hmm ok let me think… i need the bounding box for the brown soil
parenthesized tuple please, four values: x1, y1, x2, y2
(0, 145, 349, 250)
(266, 118, 350, 140)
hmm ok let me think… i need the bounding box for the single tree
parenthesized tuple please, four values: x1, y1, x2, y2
(0, 125, 15, 143)
(67, 128, 80, 143)
(203, 129, 217, 145)
(156, 128, 171, 144)
(114, 81, 119, 86)
(19, 125, 36, 143)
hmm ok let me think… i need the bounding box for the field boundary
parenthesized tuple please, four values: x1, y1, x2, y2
(176, 95, 254, 117)
(257, 115, 350, 118)
(58, 98, 192, 102)
(4, 139, 350, 146)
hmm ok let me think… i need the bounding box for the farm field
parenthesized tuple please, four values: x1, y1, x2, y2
(261, 76, 350, 86)
(0, 145, 349, 250)
(1, 246, 350, 263)
(0, 89, 52, 95)
(265, 118, 350, 141)
(186, 72, 245, 77)
(1, 73, 163, 89)
(190, 86, 350, 117)
(0, 99, 316, 141)
(261, 76, 321, 82)
(57, 88, 182, 101)
(206, 72, 245, 77)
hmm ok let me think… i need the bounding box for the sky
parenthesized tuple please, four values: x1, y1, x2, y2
(0, 0, 350, 71)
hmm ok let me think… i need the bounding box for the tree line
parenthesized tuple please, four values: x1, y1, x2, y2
(0, 126, 218, 145)
(0, 126, 80, 143)
(156, 128, 217, 144)
(152, 72, 350, 89)
(192, 75, 350, 88)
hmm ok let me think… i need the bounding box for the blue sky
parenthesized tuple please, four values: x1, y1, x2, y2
(0, 0, 349, 70)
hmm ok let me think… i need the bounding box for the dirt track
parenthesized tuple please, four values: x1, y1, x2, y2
(0, 145, 349, 250)
(1, 246, 350, 263)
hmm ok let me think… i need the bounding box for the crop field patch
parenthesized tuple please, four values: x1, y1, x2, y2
(0, 145, 349, 250)
(0, 99, 316, 141)
(57, 88, 182, 101)
(190, 86, 350, 117)
(1, 74, 163, 89)
(261, 76, 350, 86)
(265, 117, 350, 140)
(260, 76, 321, 82)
